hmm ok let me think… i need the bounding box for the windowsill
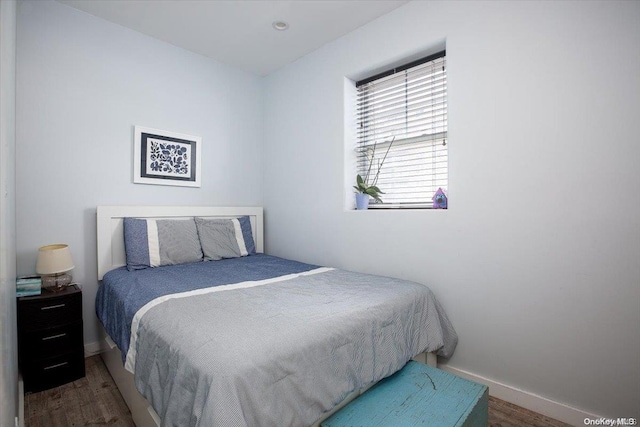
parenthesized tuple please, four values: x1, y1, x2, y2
(347, 206, 447, 211)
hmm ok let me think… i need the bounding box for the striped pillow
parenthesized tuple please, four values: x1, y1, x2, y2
(123, 218, 203, 271)
(195, 216, 255, 261)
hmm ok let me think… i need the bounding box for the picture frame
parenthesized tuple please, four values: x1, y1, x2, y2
(133, 126, 202, 188)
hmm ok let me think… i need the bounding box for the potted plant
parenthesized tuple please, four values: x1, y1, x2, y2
(353, 136, 395, 210)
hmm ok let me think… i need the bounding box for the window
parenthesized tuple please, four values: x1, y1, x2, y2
(355, 50, 447, 208)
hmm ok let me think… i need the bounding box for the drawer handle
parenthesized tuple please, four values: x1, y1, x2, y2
(40, 303, 66, 310)
(43, 362, 68, 370)
(42, 333, 67, 341)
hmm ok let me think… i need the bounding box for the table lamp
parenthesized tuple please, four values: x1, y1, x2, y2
(36, 244, 74, 291)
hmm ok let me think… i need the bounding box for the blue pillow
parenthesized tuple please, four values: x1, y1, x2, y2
(123, 218, 203, 271)
(238, 216, 256, 255)
(195, 216, 255, 261)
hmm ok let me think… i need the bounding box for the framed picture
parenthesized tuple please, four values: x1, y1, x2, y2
(133, 126, 202, 187)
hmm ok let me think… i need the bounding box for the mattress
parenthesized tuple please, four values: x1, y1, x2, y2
(96, 254, 457, 427)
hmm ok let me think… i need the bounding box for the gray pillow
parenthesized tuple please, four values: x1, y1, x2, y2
(195, 217, 255, 261)
(123, 217, 203, 270)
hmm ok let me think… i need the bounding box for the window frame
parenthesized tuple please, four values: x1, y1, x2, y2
(354, 50, 448, 210)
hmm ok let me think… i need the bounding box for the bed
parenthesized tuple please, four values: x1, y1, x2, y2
(95, 206, 457, 427)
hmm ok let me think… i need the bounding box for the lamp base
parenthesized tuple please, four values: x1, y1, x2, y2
(41, 273, 72, 292)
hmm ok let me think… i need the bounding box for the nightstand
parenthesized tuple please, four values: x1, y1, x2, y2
(17, 284, 85, 393)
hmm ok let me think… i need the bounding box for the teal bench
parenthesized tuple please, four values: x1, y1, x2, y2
(321, 361, 488, 427)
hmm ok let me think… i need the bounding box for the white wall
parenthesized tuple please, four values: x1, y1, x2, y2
(0, 0, 18, 424)
(16, 0, 264, 350)
(263, 0, 640, 421)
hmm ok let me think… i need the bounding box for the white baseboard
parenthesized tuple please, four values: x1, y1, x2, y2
(439, 364, 601, 426)
(84, 340, 109, 357)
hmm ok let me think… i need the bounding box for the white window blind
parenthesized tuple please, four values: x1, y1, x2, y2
(356, 51, 447, 208)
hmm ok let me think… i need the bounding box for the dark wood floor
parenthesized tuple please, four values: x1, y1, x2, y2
(25, 355, 573, 427)
(25, 356, 131, 426)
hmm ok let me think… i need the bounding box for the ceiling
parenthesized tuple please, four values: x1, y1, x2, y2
(57, 0, 409, 76)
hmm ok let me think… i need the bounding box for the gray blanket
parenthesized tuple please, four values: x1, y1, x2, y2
(133, 268, 457, 427)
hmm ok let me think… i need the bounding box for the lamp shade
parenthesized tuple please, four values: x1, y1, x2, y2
(36, 244, 74, 275)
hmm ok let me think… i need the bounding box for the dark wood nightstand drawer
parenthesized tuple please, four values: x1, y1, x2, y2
(22, 351, 85, 393)
(18, 287, 82, 332)
(18, 284, 85, 392)
(19, 322, 83, 361)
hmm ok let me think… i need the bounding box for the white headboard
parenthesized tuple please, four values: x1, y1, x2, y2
(96, 206, 264, 280)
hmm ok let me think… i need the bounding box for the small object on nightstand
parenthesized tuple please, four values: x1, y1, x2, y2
(16, 276, 41, 297)
(36, 244, 74, 291)
(17, 284, 85, 393)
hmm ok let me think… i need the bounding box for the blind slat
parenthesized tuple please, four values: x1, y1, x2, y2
(356, 85, 447, 112)
(358, 116, 448, 137)
(358, 129, 447, 144)
(356, 75, 447, 107)
(358, 55, 446, 88)
(358, 94, 447, 119)
(357, 152, 448, 165)
(359, 107, 447, 126)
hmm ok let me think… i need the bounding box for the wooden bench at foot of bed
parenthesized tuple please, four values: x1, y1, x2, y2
(321, 361, 488, 427)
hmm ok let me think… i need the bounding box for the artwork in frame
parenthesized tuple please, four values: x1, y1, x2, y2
(133, 126, 202, 188)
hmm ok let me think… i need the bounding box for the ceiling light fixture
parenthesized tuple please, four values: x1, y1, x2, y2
(272, 21, 289, 31)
